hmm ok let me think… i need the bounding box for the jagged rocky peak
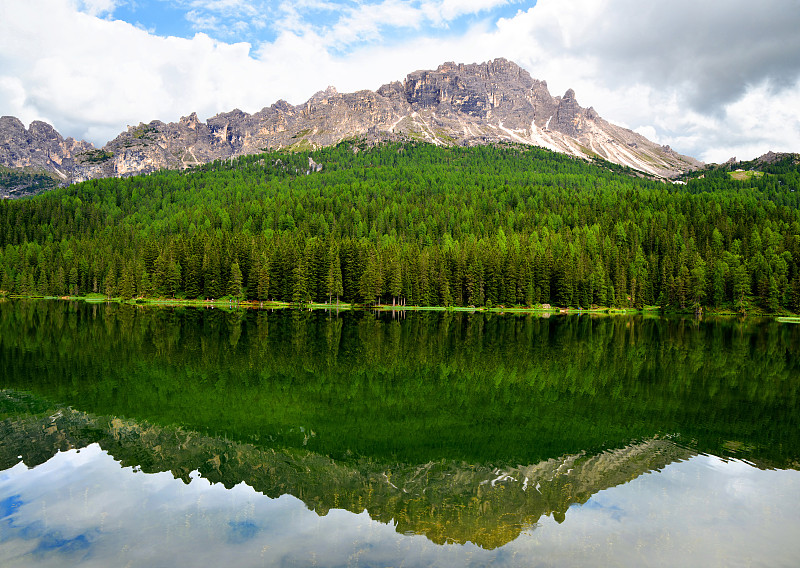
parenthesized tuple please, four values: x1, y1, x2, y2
(554, 88, 583, 138)
(310, 86, 338, 102)
(28, 120, 62, 141)
(209, 108, 250, 124)
(271, 99, 294, 113)
(398, 58, 540, 118)
(0, 115, 94, 178)
(179, 112, 201, 129)
(0, 57, 705, 193)
(1, 116, 65, 149)
(0, 115, 27, 137)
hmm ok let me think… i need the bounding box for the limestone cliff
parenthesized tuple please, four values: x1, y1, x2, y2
(0, 59, 703, 196)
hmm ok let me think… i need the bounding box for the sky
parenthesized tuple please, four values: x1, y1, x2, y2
(1, 0, 799, 163)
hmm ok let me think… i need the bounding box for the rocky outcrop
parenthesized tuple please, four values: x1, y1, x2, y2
(553, 88, 582, 137)
(0, 115, 94, 192)
(754, 150, 799, 166)
(0, 59, 704, 195)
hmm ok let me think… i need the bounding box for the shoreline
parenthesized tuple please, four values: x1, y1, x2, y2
(0, 293, 791, 318)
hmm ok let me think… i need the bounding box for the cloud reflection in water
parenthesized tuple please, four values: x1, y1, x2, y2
(1, 445, 799, 567)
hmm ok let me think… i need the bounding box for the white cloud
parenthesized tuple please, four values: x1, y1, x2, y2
(693, 79, 800, 163)
(474, 0, 800, 161)
(185, 9, 222, 32)
(170, 0, 269, 39)
(0, 1, 269, 144)
(1, 0, 799, 161)
(418, 0, 515, 24)
(75, 0, 119, 17)
(323, 0, 425, 45)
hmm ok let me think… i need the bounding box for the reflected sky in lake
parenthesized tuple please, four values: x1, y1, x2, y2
(2, 444, 799, 568)
(2, 303, 800, 565)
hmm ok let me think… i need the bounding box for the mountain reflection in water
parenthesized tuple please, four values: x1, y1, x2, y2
(1, 394, 695, 549)
(1, 301, 799, 565)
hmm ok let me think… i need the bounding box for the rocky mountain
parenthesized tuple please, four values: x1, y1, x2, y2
(1, 59, 702, 197)
(1, 389, 696, 550)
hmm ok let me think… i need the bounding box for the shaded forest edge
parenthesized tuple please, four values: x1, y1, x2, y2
(1, 141, 800, 313)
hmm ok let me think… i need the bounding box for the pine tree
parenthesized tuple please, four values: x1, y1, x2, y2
(332, 253, 343, 305)
(359, 249, 383, 305)
(326, 248, 343, 304)
(166, 261, 181, 298)
(256, 259, 271, 301)
(0, 270, 12, 294)
(767, 275, 781, 313)
(790, 276, 800, 314)
(733, 263, 750, 312)
(184, 254, 202, 298)
(388, 255, 403, 307)
(52, 266, 66, 297)
(119, 263, 135, 299)
(68, 266, 79, 295)
(677, 264, 690, 308)
(152, 254, 168, 296)
(204, 252, 223, 299)
(227, 262, 243, 298)
(104, 265, 116, 298)
(292, 260, 310, 304)
(37, 264, 50, 296)
(439, 267, 453, 307)
(138, 270, 152, 298)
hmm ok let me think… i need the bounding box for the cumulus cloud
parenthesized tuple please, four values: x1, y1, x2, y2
(0, 1, 271, 144)
(504, 0, 800, 113)
(489, 0, 800, 161)
(1, 0, 798, 160)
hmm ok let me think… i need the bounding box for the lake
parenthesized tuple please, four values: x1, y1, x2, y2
(1, 300, 799, 566)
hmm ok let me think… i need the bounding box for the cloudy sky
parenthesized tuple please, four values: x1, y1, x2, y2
(1, 0, 799, 163)
(3, 445, 799, 566)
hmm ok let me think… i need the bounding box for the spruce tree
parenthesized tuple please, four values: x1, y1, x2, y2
(52, 266, 66, 297)
(256, 259, 271, 301)
(227, 262, 243, 298)
(292, 261, 309, 304)
(104, 266, 116, 298)
(119, 264, 135, 299)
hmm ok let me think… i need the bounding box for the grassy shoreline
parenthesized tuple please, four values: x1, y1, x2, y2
(0, 293, 792, 318)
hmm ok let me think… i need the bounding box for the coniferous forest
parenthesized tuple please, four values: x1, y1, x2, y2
(1, 141, 799, 312)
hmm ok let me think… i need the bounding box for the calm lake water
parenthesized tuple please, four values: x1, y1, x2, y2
(1, 300, 799, 567)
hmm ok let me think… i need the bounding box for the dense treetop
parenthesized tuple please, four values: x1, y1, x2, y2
(1, 141, 799, 311)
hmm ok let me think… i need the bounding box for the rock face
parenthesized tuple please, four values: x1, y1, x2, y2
(0, 59, 703, 196)
(0, 116, 94, 189)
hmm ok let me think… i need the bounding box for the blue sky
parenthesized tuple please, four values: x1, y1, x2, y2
(109, 0, 527, 50)
(2, 0, 799, 162)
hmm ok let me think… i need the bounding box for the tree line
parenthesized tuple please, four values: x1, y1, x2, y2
(1, 141, 799, 311)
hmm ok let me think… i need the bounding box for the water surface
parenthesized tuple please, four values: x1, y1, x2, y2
(1, 301, 799, 566)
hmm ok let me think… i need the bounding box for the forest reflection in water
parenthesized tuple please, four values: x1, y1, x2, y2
(1, 300, 800, 565)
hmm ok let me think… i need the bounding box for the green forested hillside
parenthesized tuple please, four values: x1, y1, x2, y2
(1, 141, 799, 311)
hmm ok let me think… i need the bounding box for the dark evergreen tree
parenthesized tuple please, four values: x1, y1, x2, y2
(227, 262, 243, 298)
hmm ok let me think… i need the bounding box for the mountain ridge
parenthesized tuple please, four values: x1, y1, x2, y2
(0, 389, 696, 550)
(1, 58, 702, 195)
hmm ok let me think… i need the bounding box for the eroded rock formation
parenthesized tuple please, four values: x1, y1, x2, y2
(1, 59, 703, 197)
